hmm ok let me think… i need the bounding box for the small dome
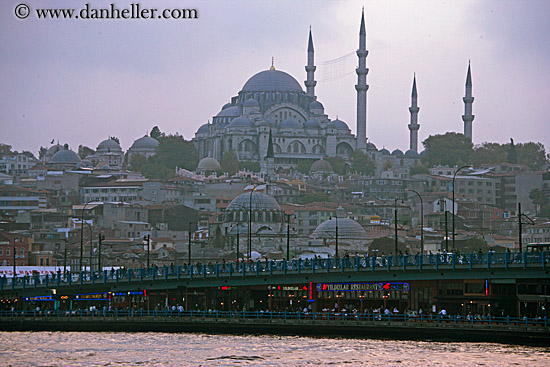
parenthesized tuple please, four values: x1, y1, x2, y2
(313, 208, 368, 240)
(310, 159, 333, 173)
(391, 149, 404, 157)
(216, 106, 241, 117)
(96, 138, 121, 152)
(242, 69, 303, 93)
(332, 119, 350, 131)
(45, 144, 63, 158)
(230, 116, 254, 128)
(309, 100, 324, 111)
(221, 103, 232, 110)
(256, 119, 269, 127)
(227, 191, 281, 212)
(279, 117, 302, 130)
(419, 150, 427, 157)
(50, 145, 81, 165)
(197, 157, 221, 172)
(130, 135, 159, 150)
(243, 98, 260, 108)
(380, 148, 390, 155)
(304, 119, 320, 129)
(197, 124, 209, 134)
(405, 149, 419, 157)
(367, 142, 378, 151)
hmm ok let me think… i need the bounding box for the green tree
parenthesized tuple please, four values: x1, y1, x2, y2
(350, 150, 375, 176)
(78, 145, 95, 159)
(529, 188, 546, 216)
(239, 161, 260, 172)
(110, 136, 120, 144)
(472, 142, 507, 166)
(422, 132, 473, 167)
(462, 236, 488, 253)
(296, 159, 312, 174)
(38, 146, 47, 160)
(0, 143, 12, 154)
(150, 126, 163, 140)
(409, 164, 429, 176)
(324, 156, 347, 175)
(369, 237, 406, 255)
(220, 150, 239, 176)
(150, 134, 198, 172)
(129, 153, 148, 171)
(21, 151, 36, 159)
(298, 191, 332, 204)
(516, 142, 548, 170)
(507, 138, 518, 164)
(383, 160, 393, 171)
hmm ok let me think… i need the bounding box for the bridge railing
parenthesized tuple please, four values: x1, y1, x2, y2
(0, 309, 547, 330)
(0, 251, 546, 290)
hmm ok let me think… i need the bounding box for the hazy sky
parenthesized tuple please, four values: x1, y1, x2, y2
(1, 0, 549, 156)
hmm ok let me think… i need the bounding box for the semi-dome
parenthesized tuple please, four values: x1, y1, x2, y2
(304, 119, 320, 129)
(332, 119, 350, 131)
(312, 207, 368, 240)
(310, 159, 333, 173)
(380, 148, 390, 155)
(50, 144, 81, 164)
(367, 142, 377, 151)
(197, 124, 209, 134)
(405, 149, 419, 157)
(216, 106, 241, 117)
(391, 149, 404, 157)
(279, 117, 302, 130)
(230, 116, 254, 128)
(242, 70, 303, 93)
(197, 157, 221, 172)
(309, 100, 324, 111)
(227, 191, 281, 212)
(130, 135, 159, 150)
(96, 138, 122, 152)
(243, 98, 260, 108)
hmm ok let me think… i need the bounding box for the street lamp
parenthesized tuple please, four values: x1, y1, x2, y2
(248, 184, 257, 261)
(143, 234, 150, 269)
(452, 165, 471, 250)
(228, 224, 240, 261)
(283, 213, 294, 261)
(188, 222, 197, 265)
(394, 198, 404, 255)
(79, 200, 96, 272)
(438, 199, 449, 252)
(98, 234, 105, 273)
(407, 189, 424, 255)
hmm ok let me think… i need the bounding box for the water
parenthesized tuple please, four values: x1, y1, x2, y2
(0, 332, 548, 366)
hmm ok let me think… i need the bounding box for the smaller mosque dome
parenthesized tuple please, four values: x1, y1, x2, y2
(309, 100, 324, 111)
(45, 144, 63, 159)
(380, 148, 390, 155)
(391, 149, 404, 157)
(332, 119, 350, 131)
(279, 117, 302, 130)
(130, 135, 159, 150)
(312, 207, 368, 240)
(405, 149, 419, 157)
(367, 142, 378, 151)
(216, 106, 241, 117)
(96, 138, 122, 152)
(197, 157, 221, 172)
(243, 98, 260, 108)
(230, 116, 254, 128)
(50, 144, 81, 165)
(197, 124, 209, 134)
(419, 150, 427, 157)
(221, 103, 232, 110)
(310, 159, 333, 173)
(227, 191, 281, 212)
(304, 119, 320, 129)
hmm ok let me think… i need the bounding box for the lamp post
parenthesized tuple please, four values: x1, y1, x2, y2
(188, 222, 197, 265)
(452, 165, 470, 250)
(63, 238, 67, 274)
(229, 224, 240, 261)
(439, 199, 449, 252)
(284, 213, 294, 261)
(248, 184, 257, 261)
(407, 189, 424, 255)
(143, 234, 150, 269)
(12, 237, 16, 278)
(79, 200, 95, 272)
(98, 234, 105, 273)
(335, 214, 339, 258)
(394, 198, 403, 255)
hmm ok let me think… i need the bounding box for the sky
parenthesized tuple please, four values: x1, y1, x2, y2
(1, 0, 549, 156)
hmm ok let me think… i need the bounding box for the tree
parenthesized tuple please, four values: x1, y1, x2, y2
(21, 151, 36, 159)
(0, 143, 12, 154)
(38, 146, 47, 160)
(472, 142, 507, 166)
(129, 153, 148, 171)
(472, 140, 548, 170)
(516, 142, 548, 170)
(239, 161, 260, 172)
(461, 236, 488, 253)
(78, 145, 95, 159)
(350, 150, 375, 176)
(529, 188, 546, 216)
(220, 150, 239, 176)
(422, 132, 473, 167)
(324, 156, 347, 175)
(506, 138, 518, 164)
(150, 126, 163, 140)
(409, 164, 429, 176)
(369, 237, 407, 255)
(150, 134, 198, 172)
(296, 159, 312, 174)
(298, 192, 332, 204)
(110, 136, 120, 144)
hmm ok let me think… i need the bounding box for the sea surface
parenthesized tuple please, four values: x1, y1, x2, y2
(0, 331, 548, 366)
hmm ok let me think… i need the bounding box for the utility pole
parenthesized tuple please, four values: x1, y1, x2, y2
(143, 235, 150, 268)
(98, 234, 105, 273)
(284, 213, 292, 261)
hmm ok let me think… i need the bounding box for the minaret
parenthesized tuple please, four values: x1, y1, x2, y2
(305, 28, 316, 97)
(355, 9, 369, 152)
(408, 74, 420, 152)
(462, 61, 475, 140)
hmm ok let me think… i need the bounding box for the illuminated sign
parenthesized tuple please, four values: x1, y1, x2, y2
(23, 295, 54, 301)
(112, 291, 145, 296)
(219, 286, 235, 291)
(316, 282, 410, 292)
(74, 292, 110, 300)
(268, 285, 307, 291)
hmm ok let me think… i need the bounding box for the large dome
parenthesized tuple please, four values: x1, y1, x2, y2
(227, 191, 281, 212)
(312, 209, 368, 240)
(242, 70, 303, 93)
(130, 135, 159, 150)
(197, 157, 221, 172)
(50, 145, 81, 165)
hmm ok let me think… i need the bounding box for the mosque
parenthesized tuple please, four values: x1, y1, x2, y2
(193, 10, 475, 176)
